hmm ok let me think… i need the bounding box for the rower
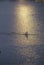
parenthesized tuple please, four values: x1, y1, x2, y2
(25, 32, 28, 39)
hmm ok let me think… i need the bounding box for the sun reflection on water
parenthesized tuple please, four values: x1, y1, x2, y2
(13, 4, 40, 34)
(16, 5, 29, 33)
(12, 4, 41, 46)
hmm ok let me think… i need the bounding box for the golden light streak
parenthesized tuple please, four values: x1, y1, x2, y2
(13, 4, 40, 46)
(15, 4, 39, 34)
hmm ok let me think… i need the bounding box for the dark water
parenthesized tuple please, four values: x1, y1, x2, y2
(0, 1, 44, 65)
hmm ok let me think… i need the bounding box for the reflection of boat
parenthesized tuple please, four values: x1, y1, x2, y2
(0, 32, 29, 39)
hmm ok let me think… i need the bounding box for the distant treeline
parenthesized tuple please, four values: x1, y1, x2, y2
(9, 0, 18, 1)
(0, 0, 4, 1)
(0, 0, 44, 2)
(0, 0, 18, 1)
(0, 0, 35, 1)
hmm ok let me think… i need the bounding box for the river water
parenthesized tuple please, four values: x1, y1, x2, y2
(0, 1, 44, 65)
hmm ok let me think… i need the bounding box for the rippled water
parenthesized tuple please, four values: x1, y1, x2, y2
(0, 1, 44, 65)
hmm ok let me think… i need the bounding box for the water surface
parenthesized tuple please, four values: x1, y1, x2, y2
(0, 1, 44, 65)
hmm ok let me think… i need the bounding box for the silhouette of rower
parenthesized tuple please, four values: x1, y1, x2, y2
(24, 32, 28, 39)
